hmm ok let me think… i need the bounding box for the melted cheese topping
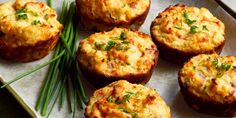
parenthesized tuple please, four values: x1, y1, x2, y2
(85, 80, 171, 118)
(77, 0, 150, 23)
(77, 28, 157, 77)
(151, 5, 225, 53)
(0, 0, 62, 47)
(179, 54, 236, 104)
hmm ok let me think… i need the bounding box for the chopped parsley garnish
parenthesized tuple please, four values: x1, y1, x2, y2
(107, 96, 113, 103)
(123, 92, 135, 102)
(212, 58, 232, 78)
(213, 58, 219, 68)
(183, 11, 202, 33)
(105, 40, 117, 51)
(183, 11, 189, 20)
(99, 40, 130, 51)
(119, 108, 130, 113)
(95, 42, 105, 50)
(119, 32, 126, 40)
(110, 36, 119, 40)
(183, 11, 197, 26)
(115, 92, 136, 104)
(190, 25, 198, 33)
(29, 10, 38, 17)
(15, 8, 28, 20)
(132, 113, 138, 118)
(31, 20, 41, 25)
(122, 41, 130, 44)
(221, 63, 231, 71)
(45, 14, 49, 20)
(217, 70, 224, 78)
(202, 25, 209, 31)
(174, 26, 182, 30)
(186, 19, 197, 26)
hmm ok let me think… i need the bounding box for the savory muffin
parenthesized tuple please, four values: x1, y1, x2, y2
(0, 0, 63, 62)
(178, 54, 236, 116)
(85, 80, 171, 118)
(151, 5, 225, 63)
(77, 28, 158, 87)
(76, 0, 150, 31)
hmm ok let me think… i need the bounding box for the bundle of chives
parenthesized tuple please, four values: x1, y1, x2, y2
(1, 0, 86, 117)
(36, 1, 86, 116)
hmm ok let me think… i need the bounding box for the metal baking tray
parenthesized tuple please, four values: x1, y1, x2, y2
(0, 0, 235, 117)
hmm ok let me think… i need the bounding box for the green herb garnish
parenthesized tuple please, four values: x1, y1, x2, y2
(45, 14, 49, 20)
(183, 11, 189, 20)
(29, 10, 39, 17)
(132, 113, 138, 118)
(221, 63, 231, 71)
(115, 92, 136, 104)
(107, 96, 113, 103)
(119, 108, 130, 113)
(122, 41, 130, 44)
(213, 58, 219, 68)
(202, 25, 209, 31)
(110, 36, 119, 40)
(183, 11, 201, 33)
(95, 42, 105, 50)
(217, 70, 224, 78)
(123, 92, 136, 102)
(15, 8, 28, 20)
(213, 58, 232, 78)
(31, 20, 41, 25)
(174, 26, 182, 30)
(120, 32, 126, 40)
(186, 19, 196, 26)
(190, 25, 198, 33)
(105, 40, 117, 51)
(183, 11, 196, 26)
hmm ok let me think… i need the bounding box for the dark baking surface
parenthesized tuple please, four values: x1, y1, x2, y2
(0, 84, 30, 118)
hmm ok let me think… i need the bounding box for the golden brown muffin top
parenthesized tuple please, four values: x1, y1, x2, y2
(77, 28, 157, 77)
(151, 5, 225, 53)
(77, 0, 150, 24)
(0, 0, 62, 47)
(179, 54, 236, 104)
(85, 80, 171, 118)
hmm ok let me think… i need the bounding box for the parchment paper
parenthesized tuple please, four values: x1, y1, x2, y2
(0, 0, 235, 118)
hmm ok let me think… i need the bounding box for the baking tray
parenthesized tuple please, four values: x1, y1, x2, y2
(0, 0, 235, 117)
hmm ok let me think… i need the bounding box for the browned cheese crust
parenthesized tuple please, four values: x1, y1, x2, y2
(179, 54, 236, 116)
(0, 0, 63, 62)
(150, 5, 225, 64)
(85, 80, 171, 118)
(76, 0, 150, 31)
(77, 28, 158, 87)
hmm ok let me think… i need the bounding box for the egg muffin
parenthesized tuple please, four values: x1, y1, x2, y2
(179, 54, 236, 116)
(77, 28, 158, 87)
(150, 5, 225, 64)
(0, 0, 63, 62)
(85, 80, 171, 118)
(76, 0, 150, 31)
